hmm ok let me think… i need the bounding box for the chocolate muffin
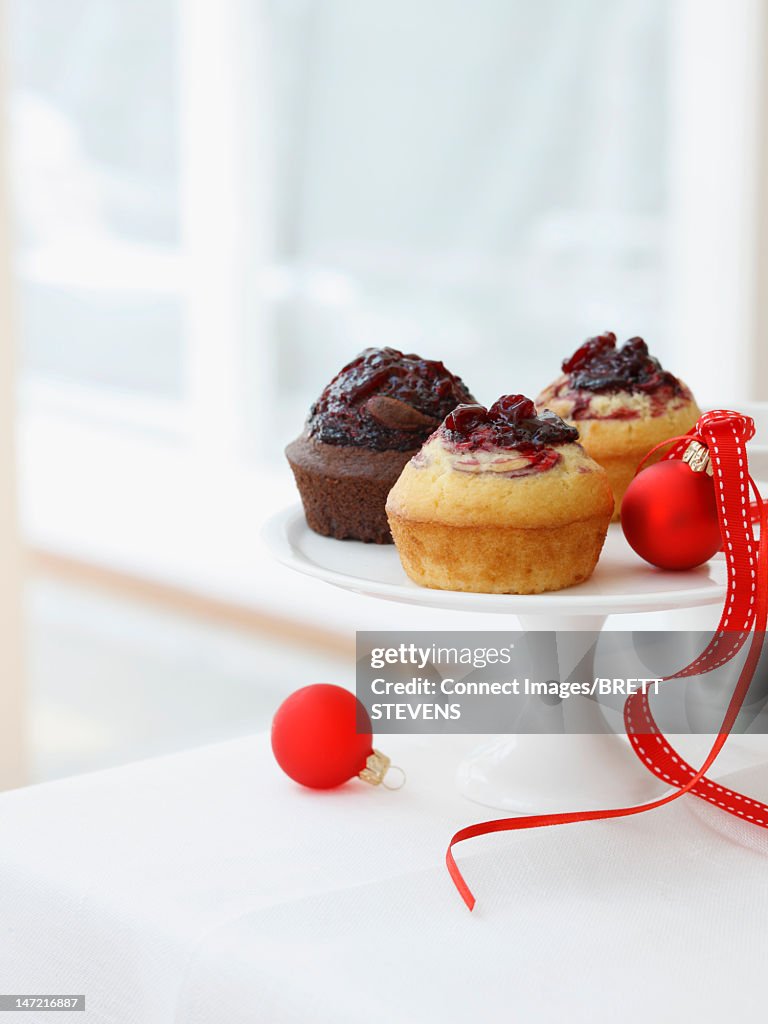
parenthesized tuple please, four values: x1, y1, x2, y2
(286, 347, 475, 543)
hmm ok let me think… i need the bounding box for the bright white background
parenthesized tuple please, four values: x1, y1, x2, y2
(1, 10, 768, 1020)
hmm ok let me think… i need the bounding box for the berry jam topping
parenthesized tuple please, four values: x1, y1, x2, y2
(308, 347, 475, 451)
(562, 332, 684, 396)
(440, 395, 578, 453)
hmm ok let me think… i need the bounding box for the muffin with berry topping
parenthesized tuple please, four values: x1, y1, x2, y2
(385, 395, 613, 594)
(536, 333, 700, 518)
(286, 347, 475, 543)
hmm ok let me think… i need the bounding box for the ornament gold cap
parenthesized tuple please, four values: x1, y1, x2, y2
(682, 440, 714, 476)
(359, 749, 391, 786)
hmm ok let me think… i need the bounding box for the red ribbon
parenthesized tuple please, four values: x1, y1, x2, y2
(447, 410, 768, 911)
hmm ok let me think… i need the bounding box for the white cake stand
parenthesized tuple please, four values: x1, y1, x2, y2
(263, 506, 728, 812)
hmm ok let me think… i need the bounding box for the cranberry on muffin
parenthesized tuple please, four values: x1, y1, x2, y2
(536, 333, 700, 518)
(286, 347, 475, 543)
(386, 395, 613, 594)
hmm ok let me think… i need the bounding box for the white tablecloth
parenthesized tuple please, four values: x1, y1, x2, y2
(0, 733, 766, 1023)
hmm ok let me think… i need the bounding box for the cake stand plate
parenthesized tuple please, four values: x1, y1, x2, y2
(263, 506, 729, 812)
(262, 505, 727, 616)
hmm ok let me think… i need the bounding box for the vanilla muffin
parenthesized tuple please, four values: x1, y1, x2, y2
(286, 348, 474, 543)
(386, 395, 614, 594)
(536, 333, 700, 519)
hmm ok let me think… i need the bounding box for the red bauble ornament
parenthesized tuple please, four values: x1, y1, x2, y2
(621, 459, 721, 570)
(271, 684, 379, 789)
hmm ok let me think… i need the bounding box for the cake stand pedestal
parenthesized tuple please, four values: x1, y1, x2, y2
(456, 614, 666, 812)
(263, 508, 728, 811)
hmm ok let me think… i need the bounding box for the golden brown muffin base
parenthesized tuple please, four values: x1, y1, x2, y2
(536, 381, 700, 521)
(387, 512, 611, 594)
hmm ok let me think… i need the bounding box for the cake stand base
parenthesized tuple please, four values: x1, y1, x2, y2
(457, 733, 665, 812)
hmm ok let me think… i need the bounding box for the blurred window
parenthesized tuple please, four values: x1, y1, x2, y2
(267, 0, 670, 431)
(9, 0, 182, 400)
(9, 0, 671, 459)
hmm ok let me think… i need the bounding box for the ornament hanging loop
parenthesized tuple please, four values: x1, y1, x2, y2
(382, 765, 407, 791)
(358, 749, 406, 790)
